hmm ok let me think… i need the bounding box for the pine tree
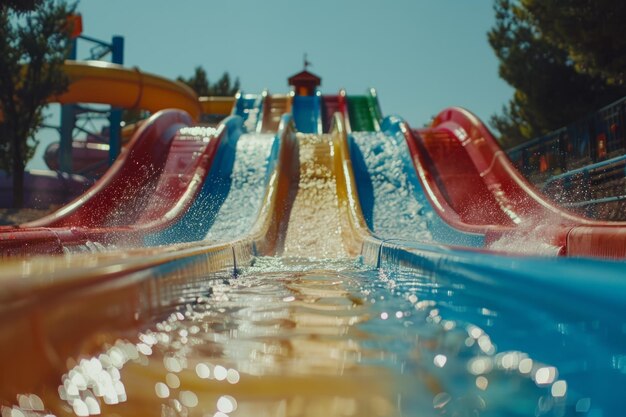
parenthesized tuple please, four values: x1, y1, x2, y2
(522, 0, 626, 85)
(488, 0, 626, 148)
(178, 66, 240, 97)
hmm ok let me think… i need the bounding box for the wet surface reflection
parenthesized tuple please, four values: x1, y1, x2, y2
(3, 258, 623, 416)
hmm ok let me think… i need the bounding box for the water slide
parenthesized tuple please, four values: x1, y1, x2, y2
(407, 107, 626, 258)
(349, 120, 488, 249)
(1, 80, 300, 256)
(345, 89, 382, 132)
(260, 93, 292, 132)
(321, 92, 345, 133)
(7, 82, 626, 258)
(0, 110, 212, 254)
(0, 113, 297, 256)
(41, 61, 235, 175)
(1, 79, 626, 415)
(57, 60, 203, 120)
(347, 104, 626, 258)
(292, 93, 322, 134)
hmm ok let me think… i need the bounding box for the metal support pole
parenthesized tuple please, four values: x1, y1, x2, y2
(59, 105, 75, 173)
(108, 36, 125, 164)
(108, 108, 122, 165)
(59, 38, 77, 173)
(111, 36, 124, 65)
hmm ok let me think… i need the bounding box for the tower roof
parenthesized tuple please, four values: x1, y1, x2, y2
(288, 70, 321, 86)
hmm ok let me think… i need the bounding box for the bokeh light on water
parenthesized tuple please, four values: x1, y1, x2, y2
(5, 256, 619, 416)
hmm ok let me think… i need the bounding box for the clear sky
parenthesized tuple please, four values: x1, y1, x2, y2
(73, 0, 513, 127)
(31, 0, 514, 169)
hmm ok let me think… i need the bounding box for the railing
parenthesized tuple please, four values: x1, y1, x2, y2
(507, 97, 626, 183)
(506, 97, 626, 219)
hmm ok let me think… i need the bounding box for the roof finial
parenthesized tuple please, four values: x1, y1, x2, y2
(304, 53, 311, 71)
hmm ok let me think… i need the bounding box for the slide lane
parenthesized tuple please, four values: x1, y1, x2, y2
(415, 107, 626, 258)
(281, 112, 375, 258)
(0, 110, 203, 255)
(0, 115, 299, 398)
(260, 94, 292, 133)
(1, 112, 625, 414)
(145, 129, 279, 246)
(349, 119, 486, 248)
(321, 92, 346, 133)
(345, 89, 382, 133)
(292, 92, 322, 134)
(0, 113, 263, 256)
(234, 91, 263, 132)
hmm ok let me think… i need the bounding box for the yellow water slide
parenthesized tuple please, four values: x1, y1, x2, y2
(57, 60, 204, 120)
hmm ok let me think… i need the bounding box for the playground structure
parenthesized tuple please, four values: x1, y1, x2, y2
(0, 60, 235, 207)
(0, 60, 625, 416)
(46, 28, 234, 177)
(47, 61, 233, 175)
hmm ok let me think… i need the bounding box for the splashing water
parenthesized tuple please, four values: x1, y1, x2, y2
(487, 213, 566, 256)
(205, 134, 275, 242)
(145, 133, 275, 245)
(283, 134, 348, 258)
(351, 131, 433, 243)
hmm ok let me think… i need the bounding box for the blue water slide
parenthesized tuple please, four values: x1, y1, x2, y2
(349, 112, 626, 414)
(292, 92, 322, 134)
(373, 238, 626, 415)
(349, 115, 485, 247)
(144, 116, 278, 245)
(234, 92, 264, 131)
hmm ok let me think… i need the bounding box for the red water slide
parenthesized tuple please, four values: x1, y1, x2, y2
(321, 91, 348, 133)
(0, 109, 223, 256)
(406, 107, 626, 258)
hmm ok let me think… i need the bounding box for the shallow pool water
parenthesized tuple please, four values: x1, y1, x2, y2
(7, 256, 620, 417)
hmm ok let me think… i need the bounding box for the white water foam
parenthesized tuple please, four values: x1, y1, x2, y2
(351, 131, 433, 242)
(204, 134, 274, 242)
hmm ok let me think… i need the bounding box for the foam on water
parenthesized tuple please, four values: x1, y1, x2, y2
(282, 134, 348, 258)
(351, 131, 433, 242)
(204, 134, 274, 242)
(488, 213, 568, 256)
(144, 133, 274, 245)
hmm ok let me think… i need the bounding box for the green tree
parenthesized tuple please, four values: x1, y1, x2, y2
(0, 0, 45, 13)
(0, 0, 76, 207)
(522, 0, 626, 85)
(488, 0, 626, 148)
(177, 66, 240, 97)
(212, 72, 240, 96)
(177, 66, 210, 97)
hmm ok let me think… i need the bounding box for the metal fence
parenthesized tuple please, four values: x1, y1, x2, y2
(506, 97, 626, 220)
(507, 97, 626, 183)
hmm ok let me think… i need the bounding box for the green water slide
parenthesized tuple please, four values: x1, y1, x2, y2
(346, 89, 383, 132)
